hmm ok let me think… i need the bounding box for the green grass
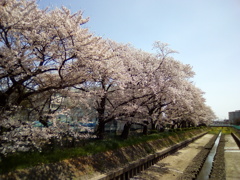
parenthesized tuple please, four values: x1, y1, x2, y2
(208, 127, 233, 134)
(0, 127, 206, 174)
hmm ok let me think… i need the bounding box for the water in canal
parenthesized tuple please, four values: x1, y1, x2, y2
(196, 132, 222, 180)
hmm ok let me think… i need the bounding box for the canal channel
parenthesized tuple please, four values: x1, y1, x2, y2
(196, 132, 222, 180)
(129, 132, 240, 180)
(130, 133, 214, 180)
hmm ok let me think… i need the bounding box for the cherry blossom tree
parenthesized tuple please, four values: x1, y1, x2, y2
(116, 42, 196, 135)
(0, 0, 112, 114)
(0, 0, 111, 156)
(164, 82, 216, 129)
(0, 0, 217, 157)
(75, 42, 151, 139)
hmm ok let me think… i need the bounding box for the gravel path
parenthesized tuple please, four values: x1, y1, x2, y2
(130, 134, 214, 180)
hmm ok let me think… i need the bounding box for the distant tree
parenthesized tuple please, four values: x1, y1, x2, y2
(165, 82, 216, 128)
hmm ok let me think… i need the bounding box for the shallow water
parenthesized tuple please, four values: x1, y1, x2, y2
(196, 132, 222, 180)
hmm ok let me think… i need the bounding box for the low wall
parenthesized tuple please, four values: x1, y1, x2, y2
(231, 132, 240, 148)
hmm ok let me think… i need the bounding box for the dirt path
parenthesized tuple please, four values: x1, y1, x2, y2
(225, 134, 240, 180)
(130, 134, 214, 180)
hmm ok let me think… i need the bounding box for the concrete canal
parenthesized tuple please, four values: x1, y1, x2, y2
(196, 132, 222, 180)
(130, 132, 240, 180)
(130, 134, 214, 180)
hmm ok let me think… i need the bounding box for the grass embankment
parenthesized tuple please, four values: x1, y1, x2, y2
(208, 127, 232, 134)
(208, 126, 234, 134)
(0, 127, 206, 175)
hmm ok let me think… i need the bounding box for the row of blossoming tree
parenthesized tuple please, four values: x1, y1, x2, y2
(0, 0, 216, 156)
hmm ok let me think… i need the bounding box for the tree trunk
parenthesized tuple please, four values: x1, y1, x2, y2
(151, 119, 158, 130)
(182, 120, 187, 128)
(143, 125, 148, 135)
(148, 116, 156, 130)
(177, 122, 181, 128)
(0, 93, 7, 112)
(121, 122, 132, 139)
(96, 120, 105, 139)
(159, 126, 165, 132)
(71, 137, 76, 148)
(39, 116, 49, 127)
(96, 95, 107, 139)
(143, 120, 149, 135)
(171, 120, 175, 129)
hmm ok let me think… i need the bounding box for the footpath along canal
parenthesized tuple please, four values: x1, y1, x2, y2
(224, 134, 240, 180)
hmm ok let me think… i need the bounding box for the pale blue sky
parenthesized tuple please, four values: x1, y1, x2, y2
(38, 0, 240, 120)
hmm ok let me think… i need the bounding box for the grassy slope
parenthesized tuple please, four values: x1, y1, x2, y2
(0, 128, 209, 179)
